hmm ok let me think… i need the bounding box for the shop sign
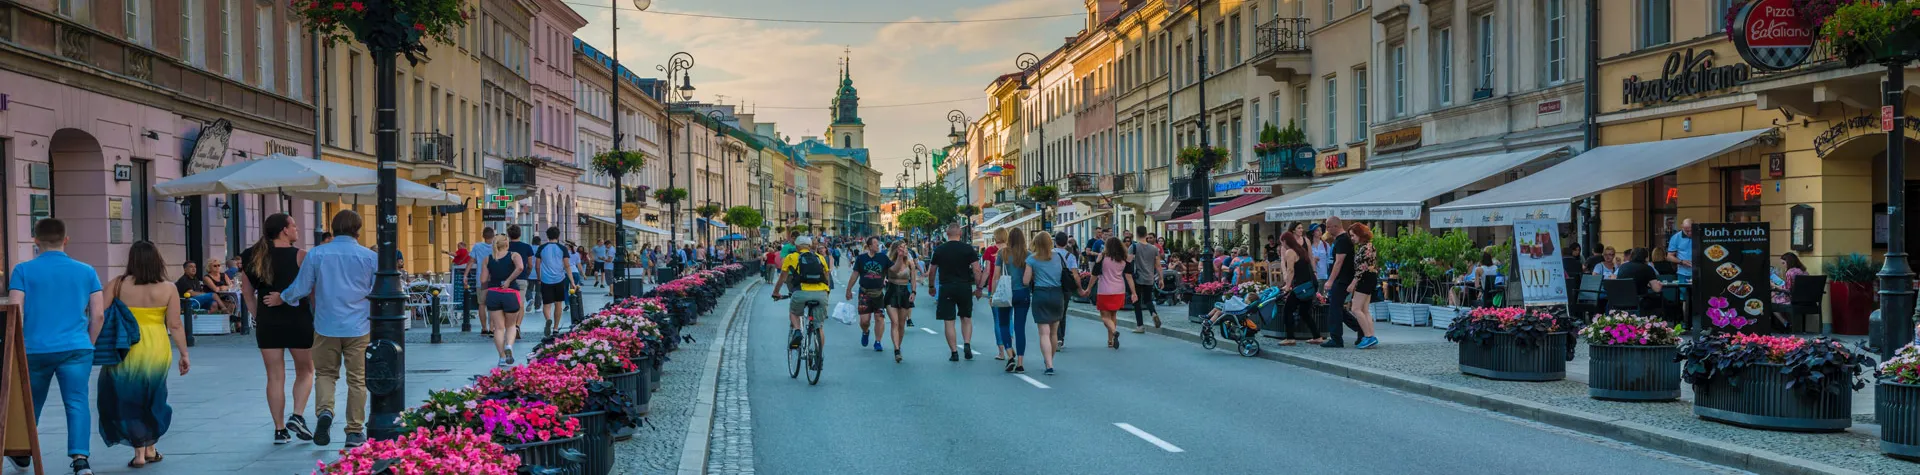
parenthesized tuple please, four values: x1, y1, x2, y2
(1790, 204, 1814, 252)
(1373, 126, 1422, 154)
(1321, 151, 1349, 171)
(183, 118, 233, 176)
(1692, 222, 1771, 332)
(1537, 100, 1563, 115)
(1813, 114, 1920, 157)
(621, 203, 640, 218)
(1241, 185, 1275, 195)
(1767, 153, 1786, 178)
(1731, 0, 1814, 72)
(1212, 179, 1247, 193)
(1620, 49, 1751, 106)
(264, 140, 299, 157)
(1512, 219, 1568, 307)
(481, 208, 507, 222)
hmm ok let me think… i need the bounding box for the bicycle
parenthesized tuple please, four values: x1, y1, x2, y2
(773, 295, 825, 385)
(1199, 287, 1279, 358)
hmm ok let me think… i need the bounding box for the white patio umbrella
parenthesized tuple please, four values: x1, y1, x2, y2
(287, 178, 463, 207)
(154, 153, 379, 197)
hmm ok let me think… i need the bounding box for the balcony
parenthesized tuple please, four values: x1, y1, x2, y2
(409, 132, 455, 182)
(503, 161, 537, 195)
(1065, 173, 1098, 195)
(1252, 18, 1311, 82)
(994, 189, 1022, 205)
(1171, 175, 1209, 205)
(1256, 146, 1316, 182)
(1102, 173, 1146, 194)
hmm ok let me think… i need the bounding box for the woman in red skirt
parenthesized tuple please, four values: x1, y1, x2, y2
(1082, 237, 1136, 349)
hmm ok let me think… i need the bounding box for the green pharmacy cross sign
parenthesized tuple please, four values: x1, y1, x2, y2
(491, 188, 514, 207)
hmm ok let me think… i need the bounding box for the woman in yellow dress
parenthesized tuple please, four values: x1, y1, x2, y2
(98, 241, 190, 467)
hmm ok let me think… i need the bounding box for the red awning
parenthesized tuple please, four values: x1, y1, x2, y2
(1168, 193, 1271, 223)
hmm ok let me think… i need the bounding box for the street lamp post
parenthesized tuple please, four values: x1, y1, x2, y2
(1881, 63, 1916, 358)
(1014, 52, 1045, 230)
(657, 52, 694, 273)
(948, 110, 971, 233)
(1195, 9, 1217, 286)
(607, 0, 653, 297)
(703, 109, 728, 267)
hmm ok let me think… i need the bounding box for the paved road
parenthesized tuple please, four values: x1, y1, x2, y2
(744, 267, 1741, 475)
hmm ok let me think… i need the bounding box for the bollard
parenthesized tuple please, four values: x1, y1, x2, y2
(429, 288, 443, 344)
(570, 286, 585, 329)
(461, 269, 475, 333)
(181, 294, 196, 347)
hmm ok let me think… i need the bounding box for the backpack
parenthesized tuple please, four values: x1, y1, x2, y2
(793, 251, 829, 286)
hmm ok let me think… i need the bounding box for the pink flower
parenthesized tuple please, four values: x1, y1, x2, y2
(331, 2, 344, 10)
(348, 1, 363, 11)
(414, 23, 427, 31)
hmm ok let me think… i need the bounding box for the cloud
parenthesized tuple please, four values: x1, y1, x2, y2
(569, 0, 1082, 183)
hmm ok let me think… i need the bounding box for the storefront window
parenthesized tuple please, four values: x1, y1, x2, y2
(1648, 172, 1678, 248)
(1723, 167, 1762, 223)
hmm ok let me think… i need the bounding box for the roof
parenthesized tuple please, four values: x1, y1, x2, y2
(792, 137, 870, 166)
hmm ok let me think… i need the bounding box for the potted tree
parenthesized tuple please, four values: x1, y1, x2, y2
(1680, 333, 1870, 432)
(1581, 312, 1684, 401)
(1880, 341, 1920, 460)
(1825, 253, 1878, 335)
(1445, 306, 1581, 381)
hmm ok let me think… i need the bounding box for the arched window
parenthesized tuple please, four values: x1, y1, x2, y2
(841, 134, 852, 148)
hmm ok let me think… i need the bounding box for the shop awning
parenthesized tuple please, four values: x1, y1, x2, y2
(1264, 147, 1566, 222)
(1166, 193, 1278, 230)
(976, 212, 1016, 230)
(985, 213, 1041, 233)
(583, 215, 668, 235)
(1429, 129, 1768, 228)
(1147, 196, 1187, 220)
(1203, 189, 1323, 225)
(1056, 211, 1109, 230)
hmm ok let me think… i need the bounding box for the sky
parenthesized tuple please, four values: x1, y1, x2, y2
(567, 0, 1086, 187)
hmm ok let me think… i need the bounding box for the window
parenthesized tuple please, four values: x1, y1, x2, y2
(1355, 69, 1369, 140)
(1647, 172, 1678, 248)
(123, 0, 150, 45)
(1390, 44, 1405, 116)
(1325, 0, 1335, 22)
(1640, 0, 1671, 47)
(1476, 14, 1495, 90)
(1230, 118, 1243, 170)
(1297, 85, 1310, 140)
(1545, 0, 1567, 84)
(1214, 21, 1226, 69)
(1436, 27, 1454, 105)
(350, 51, 363, 151)
(130, 160, 150, 242)
(182, 0, 204, 66)
(288, 24, 302, 99)
(1710, 0, 1736, 33)
(1251, 99, 1263, 129)
(1724, 167, 1762, 223)
(1230, 13, 1242, 65)
(256, 5, 274, 91)
(58, 0, 91, 23)
(223, 0, 240, 79)
(1324, 77, 1338, 145)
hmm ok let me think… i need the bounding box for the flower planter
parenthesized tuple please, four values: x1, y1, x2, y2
(1587, 345, 1681, 401)
(1188, 294, 1220, 324)
(1389, 303, 1430, 326)
(566, 411, 613, 475)
(503, 435, 585, 475)
(1831, 282, 1876, 336)
(1428, 306, 1461, 329)
(1369, 302, 1390, 323)
(611, 367, 650, 415)
(1457, 331, 1569, 382)
(1879, 381, 1920, 460)
(1692, 363, 1852, 432)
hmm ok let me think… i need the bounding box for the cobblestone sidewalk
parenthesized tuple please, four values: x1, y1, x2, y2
(705, 300, 756, 475)
(611, 282, 750, 474)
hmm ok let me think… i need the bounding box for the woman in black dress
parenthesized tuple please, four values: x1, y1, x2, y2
(239, 213, 316, 444)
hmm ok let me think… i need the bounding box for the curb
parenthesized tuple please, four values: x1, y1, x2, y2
(1063, 308, 1865, 475)
(676, 278, 761, 475)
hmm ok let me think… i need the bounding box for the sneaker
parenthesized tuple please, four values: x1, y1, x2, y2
(788, 330, 803, 349)
(286, 414, 314, 441)
(1357, 336, 1379, 349)
(861, 332, 870, 347)
(68, 458, 90, 475)
(504, 349, 515, 365)
(498, 357, 512, 367)
(1131, 327, 1146, 334)
(313, 410, 334, 446)
(1320, 339, 1345, 348)
(274, 429, 291, 445)
(873, 341, 883, 352)
(1004, 359, 1016, 372)
(963, 343, 974, 360)
(1044, 367, 1055, 376)
(1015, 365, 1026, 374)
(949, 351, 959, 362)
(9, 455, 29, 469)
(343, 432, 367, 448)
(907, 319, 915, 327)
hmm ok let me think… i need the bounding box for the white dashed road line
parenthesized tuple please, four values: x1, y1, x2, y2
(1114, 423, 1184, 453)
(922, 328, 938, 335)
(1015, 374, 1050, 389)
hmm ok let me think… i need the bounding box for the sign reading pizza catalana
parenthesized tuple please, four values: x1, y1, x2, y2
(1731, 0, 1814, 72)
(1621, 49, 1751, 106)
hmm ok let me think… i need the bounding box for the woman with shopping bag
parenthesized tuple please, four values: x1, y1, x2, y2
(988, 231, 1029, 373)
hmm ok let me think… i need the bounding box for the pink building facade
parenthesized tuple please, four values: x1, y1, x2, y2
(525, 0, 588, 241)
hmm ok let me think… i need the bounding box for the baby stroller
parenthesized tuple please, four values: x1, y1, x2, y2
(1157, 270, 1183, 306)
(1200, 286, 1281, 357)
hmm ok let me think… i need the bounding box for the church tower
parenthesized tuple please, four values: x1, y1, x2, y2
(827, 50, 865, 149)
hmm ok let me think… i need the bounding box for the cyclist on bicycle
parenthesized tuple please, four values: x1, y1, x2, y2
(772, 236, 833, 349)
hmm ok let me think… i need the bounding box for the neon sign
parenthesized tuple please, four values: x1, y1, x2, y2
(1664, 187, 1679, 205)
(1742, 183, 1763, 202)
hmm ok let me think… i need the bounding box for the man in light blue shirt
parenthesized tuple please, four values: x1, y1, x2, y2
(1667, 218, 1696, 281)
(265, 211, 375, 448)
(8, 219, 103, 474)
(533, 227, 576, 334)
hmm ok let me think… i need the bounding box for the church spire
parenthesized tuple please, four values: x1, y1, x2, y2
(831, 46, 861, 126)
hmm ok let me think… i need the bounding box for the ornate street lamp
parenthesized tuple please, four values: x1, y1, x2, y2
(605, 0, 657, 297)
(657, 51, 695, 269)
(947, 110, 972, 232)
(1013, 52, 1049, 230)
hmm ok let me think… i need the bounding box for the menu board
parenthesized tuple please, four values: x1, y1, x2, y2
(1512, 219, 1569, 307)
(1693, 223, 1771, 333)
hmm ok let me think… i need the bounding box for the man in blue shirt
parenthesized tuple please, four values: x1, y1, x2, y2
(8, 219, 103, 474)
(1667, 218, 1696, 282)
(469, 227, 496, 335)
(533, 227, 577, 335)
(265, 211, 376, 448)
(507, 225, 537, 311)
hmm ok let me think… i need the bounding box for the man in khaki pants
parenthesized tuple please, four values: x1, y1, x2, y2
(266, 211, 376, 447)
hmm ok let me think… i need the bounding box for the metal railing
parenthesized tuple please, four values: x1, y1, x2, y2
(1171, 176, 1201, 202)
(1257, 148, 1314, 182)
(504, 162, 537, 188)
(411, 132, 454, 164)
(1102, 173, 1146, 194)
(1066, 173, 1098, 195)
(1254, 18, 1311, 57)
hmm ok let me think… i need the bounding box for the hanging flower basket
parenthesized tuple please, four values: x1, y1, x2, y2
(1813, 0, 1920, 66)
(1176, 146, 1227, 171)
(1027, 185, 1060, 203)
(295, 0, 469, 63)
(653, 188, 688, 205)
(592, 150, 647, 177)
(694, 204, 723, 218)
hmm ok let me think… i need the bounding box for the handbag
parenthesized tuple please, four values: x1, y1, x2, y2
(990, 263, 1014, 307)
(1290, 281, 1318, 301)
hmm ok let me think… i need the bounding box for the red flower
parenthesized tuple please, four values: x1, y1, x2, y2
(414, 23, 427, 31)
(349, 1, 363, 11)
(1912, 8, 1919, 17)
(331, 2, 344, 10)
(308, 1, 320, 9)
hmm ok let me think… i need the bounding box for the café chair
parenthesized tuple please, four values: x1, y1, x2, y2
(1768, 274, 1827, 334)
(1573, 275, 1604, 317)
(1603, 279, 1644, 315)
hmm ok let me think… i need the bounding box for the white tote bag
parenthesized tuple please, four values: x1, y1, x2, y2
(830, 302, 857, 325)
(990, 262, 1014, 307)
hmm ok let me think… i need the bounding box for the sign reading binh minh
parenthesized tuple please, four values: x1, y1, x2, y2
(1731, 0, 1814, 72)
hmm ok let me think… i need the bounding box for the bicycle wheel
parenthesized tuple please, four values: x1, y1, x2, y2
(804, 327, 823, 385)
(787, 330, 802, 379)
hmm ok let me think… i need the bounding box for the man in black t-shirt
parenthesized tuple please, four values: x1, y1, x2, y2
(1321, 217, 1364, 348)
(845, 237, 893, 351)
(925, 225, 984, 361)
(1614, 247, 1665, 315)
